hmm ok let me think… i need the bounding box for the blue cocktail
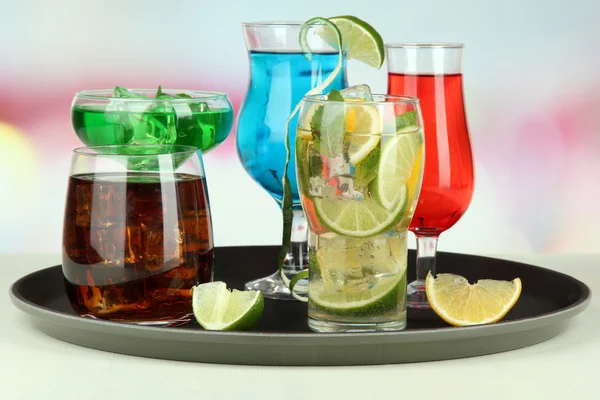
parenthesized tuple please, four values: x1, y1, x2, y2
(237, 22, 347, 299)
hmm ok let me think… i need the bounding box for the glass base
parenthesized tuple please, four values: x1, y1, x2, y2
(80, 314, 193, 327)
(245, 271, 294, 300)
(245, 236, 309, 300)
(407, 279, 431, 309)
(309, 317, 406, 333)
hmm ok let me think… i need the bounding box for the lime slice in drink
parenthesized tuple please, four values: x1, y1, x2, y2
(345, 103, 381, 164)
(314, 195, 407, 238)
(309, 269, 406, 316)
(315, 16, 385, 68)
(371, 129, 419, 210)
(192, 282, 264, 331)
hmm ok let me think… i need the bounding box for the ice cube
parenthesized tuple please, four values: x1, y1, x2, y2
(90, 183, 125, 228)
(317, 237, 356, 288)
(141, 222, 166, 272)
(326, 155, 351, 178)
(90, 228, 126, 268)
(308, 176, 325, 197)
(340, 84, 373, 101)
(101, 103, 135, 145)
(105, 98, 179, 145)
(105, 97, 150, 116)
(171, 102, 194, 138)
(130, 103, 177, 145)
(75, 184, 92, 228)
(324, 155, 362, 199)
(388, 232, 408, 273)
(316, 236, 366, 289)
(124, 225, 142, 264)
(359, 235, 407, 278)
(335, 176, 355, 198)
(113, 86, 149, 99)
(341, 276, 372, 293)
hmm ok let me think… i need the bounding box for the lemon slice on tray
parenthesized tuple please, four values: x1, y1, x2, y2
(426, 272, 522, 326)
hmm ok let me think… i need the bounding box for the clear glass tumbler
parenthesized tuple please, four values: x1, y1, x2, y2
(296, 94, 424, 332)
(62, 144, 213, 326)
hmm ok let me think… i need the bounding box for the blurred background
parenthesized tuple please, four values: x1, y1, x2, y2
(0, 0, 598, 255)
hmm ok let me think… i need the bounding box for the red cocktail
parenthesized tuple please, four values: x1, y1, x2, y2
(387, 44, 475, 308)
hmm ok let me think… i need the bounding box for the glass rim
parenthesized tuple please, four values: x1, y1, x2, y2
(74, 89, 230, 102)
(385, 42, 465, 49)
(302, 93, 420, 106)
(241, 21, 325, 28)
(72, 144, 199, 157)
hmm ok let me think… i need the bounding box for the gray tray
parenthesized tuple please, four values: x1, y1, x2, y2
(9, 246, 591, 366)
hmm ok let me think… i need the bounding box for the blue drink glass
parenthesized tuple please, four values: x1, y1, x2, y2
(237, 22, 347, 299)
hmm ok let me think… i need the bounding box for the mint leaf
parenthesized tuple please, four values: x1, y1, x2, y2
(310, 106, 324, 134)
(309, 151, 323, 181)
(155, 86, 181, 100)
(327, 88, 344, 101)
(312, 131, 321, 151)
(174, 93, 193, 99)
(319, 107, 345, 157)
(310, 106, 324, 151)
(155, 86, 192, 100)
(297, 137, 323, 194)
(395, 110, 417, 129)
(309, 90, 346, 157)
(353, 146, 380, 190)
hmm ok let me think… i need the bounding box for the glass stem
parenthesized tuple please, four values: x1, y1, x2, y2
(284, 207, 309, 275)
(415, 235, 439, 283)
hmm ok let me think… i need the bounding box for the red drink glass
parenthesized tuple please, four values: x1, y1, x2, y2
(386, 43, 475, 308)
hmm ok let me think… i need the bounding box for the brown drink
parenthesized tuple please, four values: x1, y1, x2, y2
(62, 171, 213, 325)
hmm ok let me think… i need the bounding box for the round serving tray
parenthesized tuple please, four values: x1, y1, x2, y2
(9, 246, 591, 366)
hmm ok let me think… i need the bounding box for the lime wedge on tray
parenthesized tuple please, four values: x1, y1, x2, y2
(192, 282, 264, 331)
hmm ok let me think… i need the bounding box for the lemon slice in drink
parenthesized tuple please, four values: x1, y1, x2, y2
(425, 272, 522, 326)
(315, 16, 385, 68)
(345, 104, 381, 164)
(314, 191, 407, 238)
(192, 282, 264, 331)
(310, 270, 406, 316)
(371, 129, 420, 210)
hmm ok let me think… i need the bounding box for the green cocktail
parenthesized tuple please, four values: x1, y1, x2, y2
(71, 88, 234, 152)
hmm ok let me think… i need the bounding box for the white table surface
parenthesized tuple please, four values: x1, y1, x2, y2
(1, 253, 597, 400)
